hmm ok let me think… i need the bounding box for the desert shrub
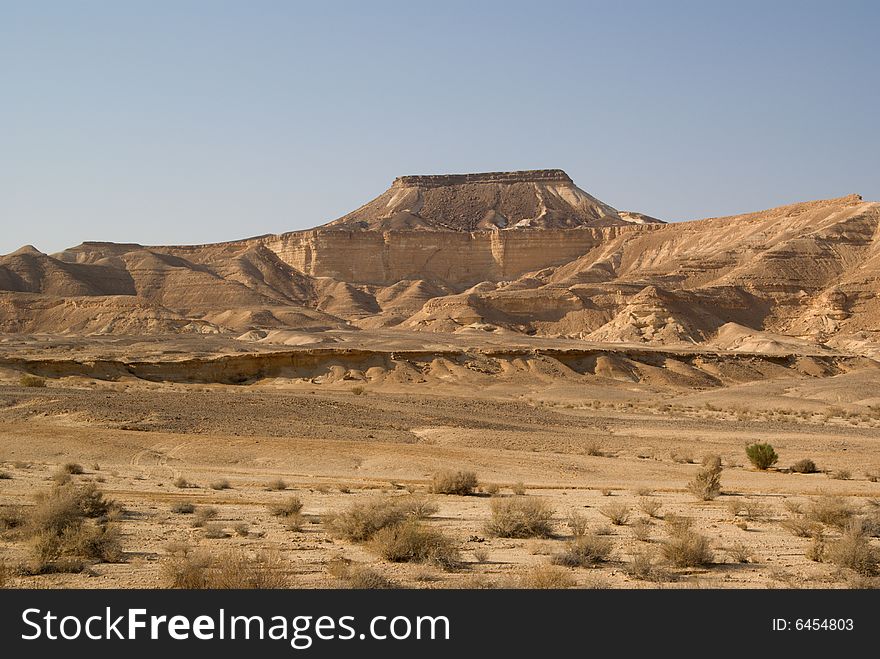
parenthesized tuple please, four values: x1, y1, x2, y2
(866, 470, 880, 483)
(351, 386, 365, 396)
(702, 454, 722, 469)
(805, 495, 854, 528)
(600, 488, 613, 497)
(0, 471, 11, 480)
(209, 550, 288, 588)
(827, 523, 879, 576)
(369, 520, 460, 570)
(484, 483, 500, 496)
(632, 518, 653, 542)
(170, 502, 195, 514)
(233, 522, 250, 537)
(162, 550, 213, 588)
(486, 497, 554, 538)
(638, 497, 663, 518)
(634, 487, 653, 497)
(284, 513, 304, 532)
(780, 517, 822, 538)
(269, 496, 304, 518)
(511, 481, 526, 496)
(687, 462, 722, 501)
(626, 549, 674, 582)
(566, 511, 589, 538)
(431, 470, 478, 495)
(790, 459, 818, 474)
(727, 542, 754, 563)
(662, 531, 714, 567)
(745, 443, 778, 470)
(325, 497, 428, 542)
(830, 469, 852, 481)
(0, 505, 25, 531)
(19, 374, 46, 388)
(203, 523, 229, 539)
(267, 478, 288, 491)
(172, 477, 191, 489)
(518, 565, 575, 589)
(783, 499, 804, 515)
(551, 534, 612, 567)
(664, 514, 694, 537)
(806, 533, 826, 562)
(62, 463, 84, 475)
(397, 497, 438, 519)
(473, 548, 489, 563)
(598, 503, 630, 526)
(343, 565, 400, 589)
(192, 506, 218, 527)
(741, 500, 773, 521)
(209, 478, 231, 490)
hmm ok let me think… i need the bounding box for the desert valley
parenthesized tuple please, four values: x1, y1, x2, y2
(1, 169, 879, 589)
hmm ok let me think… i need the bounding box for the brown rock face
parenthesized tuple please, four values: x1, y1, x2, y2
(1, 169, 879, 357)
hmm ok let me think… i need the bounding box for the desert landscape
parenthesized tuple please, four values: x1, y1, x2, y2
(1, 170, 879, 589)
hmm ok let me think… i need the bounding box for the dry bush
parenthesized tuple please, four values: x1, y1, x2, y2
(632, 518, 653, 542)
(269, 496, 304, 518)
(687, 462, 722, 501)
(827, 523, 879, 576)
(484, 483, 500, 496)
(518, 565, 575, 589)
(671, 451, 695, 464)
(398, 498, 438, 519)
(343, 566, 400, 589)
(805, 495, 854, 528)
(0, 471, 10, 480)
(638, 497, 663, 519)
(781, 517, 822, 538)
(662, 531, 714, 568)
(790, 459, 818, 474)
(325, 496, 432, 542)
(172, 477, 191, 489)
(511, 482, 526, 496)
(551, 534, 612, 567)
(726, 542, 754, 563)
(486, 497, 554, 538)
(163, 550, 213, 588)
(170, 502, 195, 514)
(19, 374, 46, 387)
(473, 548, 489, 563)
(210, 550, 288, 588)
(566, 511, 589, 538)
(368, 520, 460, 570)
(284, 513, 304, 532)
(62, 462, 84, 475)
(209, 478, 231, 490)
(634, 487, 653, 497)
(233, 522, 250, 537)
(350, 386, 365, 396)
(267, 478, 288, 491)
(0, 505, 25, 532)
(601, 488, 613, 497)
(598, 503, 630, 526)
(664, 514, 694, 537)
(805, 533, 826, 562)
(741, 500, 773, 522)
(745, 442, 778, 470)
(626, 549, 673, 582)
(586, 443, 605, 457)
(594, 524, 612, 536)
(430, 470, 478, 496)
(829, 469, 852, 481)
(866, 470, 880, 483)
(702, 454, 722, 469)
(192, 506, 218, 528)
(203, 523, 229, 539)
(783, 499, 804, 515)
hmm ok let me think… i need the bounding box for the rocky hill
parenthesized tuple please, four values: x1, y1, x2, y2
(1, 170, 878, 357)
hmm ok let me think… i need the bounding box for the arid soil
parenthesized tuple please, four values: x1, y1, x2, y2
(2, 335, 879, 589)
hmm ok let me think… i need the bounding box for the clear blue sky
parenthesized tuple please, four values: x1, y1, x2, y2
(2, 0, 878, 254)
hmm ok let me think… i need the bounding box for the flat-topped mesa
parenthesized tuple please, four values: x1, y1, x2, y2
(392, 169, 573, 188)
(323, 168, 664, 232)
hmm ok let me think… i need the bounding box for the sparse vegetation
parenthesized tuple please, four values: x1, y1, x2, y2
(626, 549, 672, 582)
(551, 534, 612, 567)
(638, 497, 663, 518)
(203, 523, 229, 539)
(781, 517, 822, 538)
(805, 495, 854, 528)
(827, 522, 879, 576)
(662, 530, 714, 567)
(325, 496, 434, 542)
(269, 496, 304, 518)
(790, 458, 818, 474)
(631, 518, 652, 542)
(209, 478, 231, 490)
(368, 520, 460, 570)
(19, 374, 46, 388)
(430, 470, 478, 496)
(598, 503, 630, 526)
(726, 542, 754, 563)
(192, 506, 218, 527)
(170, 501, 196, 514)
(829, 468, 852, 481)
(267, 478, 288, 491)
(511, 481, 526, 496)
(484, 483, 500, 496)
(566, 511, 589, 538)
(163, 547, 287, 588)
(486, 497, 554, 538)
(61, 462, 84, 475)
(745, 442, 778, 470)
(173, 477, 191, 489)
(518, 565, 575, 589)
(687, 460, 722, 501)
(663, 514, 694, 537)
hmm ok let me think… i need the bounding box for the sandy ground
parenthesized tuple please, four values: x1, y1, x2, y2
(2, 351, 879, 590)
